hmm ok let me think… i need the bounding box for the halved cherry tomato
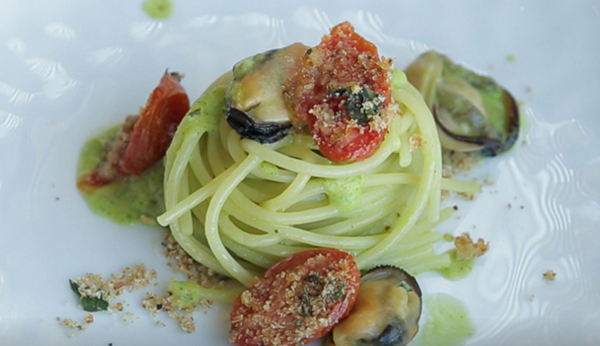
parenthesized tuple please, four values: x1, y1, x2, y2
(289, 22, 394, 163)
(119, 72, 190, 175)
(78, 72, 189, 189)
(229, 249, 361, 346)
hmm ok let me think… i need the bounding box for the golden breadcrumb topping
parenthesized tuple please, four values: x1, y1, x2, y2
(454, 233, 489, 260)
(229, 253, 357, 346)
(543, 270, 557, 281)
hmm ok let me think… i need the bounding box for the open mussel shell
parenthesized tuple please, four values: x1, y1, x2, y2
(329, 265, 422, 346)
(405, 50, 520, 156)
(361, 265, 422, 298)
(225, 43, 308, 144)
(225, 105, 292, 143)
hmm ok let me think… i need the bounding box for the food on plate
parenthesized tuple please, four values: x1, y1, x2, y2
(229, 249, 360, 346)
(158, 21, 483, 291)
(405, 50, 519, 156)
(326, 266, 422, 346)
(81, 71, 189, 185)
(543, 270, 557, 281)
(453, 232, 489, 260)
(76, 72, 189, 224)
(72, 20, 521, 346)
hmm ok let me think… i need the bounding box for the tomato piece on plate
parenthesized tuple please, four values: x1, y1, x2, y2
(119, 72, 190, 175)
(288, 22, 396, 163)
(229, 249, 361, 346)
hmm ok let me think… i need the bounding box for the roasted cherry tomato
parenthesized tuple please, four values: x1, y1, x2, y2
(289, 22, 394, 163)
(78, 72, 189, 189)
(229, 249, 361, 346)
(119, 72, 190, 175)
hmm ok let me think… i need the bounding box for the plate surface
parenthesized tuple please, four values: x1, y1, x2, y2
(1, 1, 600, 345)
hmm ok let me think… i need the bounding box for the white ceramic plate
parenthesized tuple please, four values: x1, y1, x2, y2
(2, 1, 600, 345)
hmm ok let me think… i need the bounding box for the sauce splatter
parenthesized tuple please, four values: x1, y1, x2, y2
(77, 126, 165, 225)
(143, 0, 174, 20)
(417, 293, 475, 346)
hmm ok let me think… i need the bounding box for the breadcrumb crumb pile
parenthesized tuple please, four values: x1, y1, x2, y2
(543, 270, 557, 281)
(60, 230, 231, 335)
(454, 233, 489, 260)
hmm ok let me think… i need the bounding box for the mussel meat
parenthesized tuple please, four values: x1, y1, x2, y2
(226, 43, 309, 143)
(327, 265, 422, 346)
(404, 51, 519, 156)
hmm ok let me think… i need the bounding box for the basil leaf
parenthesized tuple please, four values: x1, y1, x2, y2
(80, 296, 109, 312)
(69, 280, 109, 312)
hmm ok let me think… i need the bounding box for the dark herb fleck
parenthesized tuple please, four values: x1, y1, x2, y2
(69, 280, 109, 312)
(327, 86, 384, 125)
(332, 283, 347, 301)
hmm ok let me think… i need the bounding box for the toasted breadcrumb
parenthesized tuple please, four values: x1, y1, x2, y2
(543, 270, 557, 281)
(96, 115, 139, 181)
(121, 312, 139, 325)
(162, 232, 231, 290)
(454, 233, 489, 260)
(156, 320, 167, 327)
(138, 231, 234, 333)
(458, 192, 477, 201)
(409, 133, 423, 150)
(229, 253, 357, 346)
(442, 150, 482, 177)
(168, 311, 196, 333)
(58, 315, 94, 331)
(71, 264, 157, 307)
(60, 264, 156, 334)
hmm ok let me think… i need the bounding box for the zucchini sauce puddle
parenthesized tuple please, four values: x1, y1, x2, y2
(70, 22, 519, 346)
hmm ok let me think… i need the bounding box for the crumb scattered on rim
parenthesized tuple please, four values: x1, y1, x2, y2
(138, 231, 235, 333)
(543, 270, 557, 281)
(442, 150, 481, 176)
(454, 233, 489, 260)
(70, 264, 157, 308)
(58, 314, 94, 331)
(121, 312, 139, 325)
(61, 230, 235, 336)
(59, 264, 157, 335)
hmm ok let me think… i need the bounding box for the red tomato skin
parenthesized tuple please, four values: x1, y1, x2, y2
(289, 22, 393, 163)
(229, 249, 361, 346)
(119, 72, 190, 176)
(308, 118, 387, 163)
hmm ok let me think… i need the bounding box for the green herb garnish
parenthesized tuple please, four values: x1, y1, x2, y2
(332, 283, 347, 301)
(327, 86, 385, 124)
(69, 280, 109, 312)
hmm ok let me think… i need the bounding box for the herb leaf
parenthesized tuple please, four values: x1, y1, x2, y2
(333, 283, 347, 301)
(69, 280, 109, 312)
(326, 86, 384, 125)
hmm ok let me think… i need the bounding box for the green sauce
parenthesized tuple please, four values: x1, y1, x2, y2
(417, 293, 475, 346)
(259, 162, 279, 176)
(320, 175, 364, 212)
(142, 0, 174, 20)
(77, 126, 165, 226)
(185, 83, 228, 134)
(437, 249, 475, 280)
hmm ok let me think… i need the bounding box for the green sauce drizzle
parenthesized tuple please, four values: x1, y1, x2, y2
(437, 249, 475, 280)
(77, 126, 165, 226)
(142, 0, 174, 20)
(418, 293, 475, 346)
(320, 175, 364, 212)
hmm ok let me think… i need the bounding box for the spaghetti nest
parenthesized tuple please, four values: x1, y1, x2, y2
(158, 69, 476, 289)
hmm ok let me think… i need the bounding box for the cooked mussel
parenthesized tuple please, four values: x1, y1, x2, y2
(404, 50, 519, 156)
(226, 43, 308, 143)
(327, 265, 422, 346)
